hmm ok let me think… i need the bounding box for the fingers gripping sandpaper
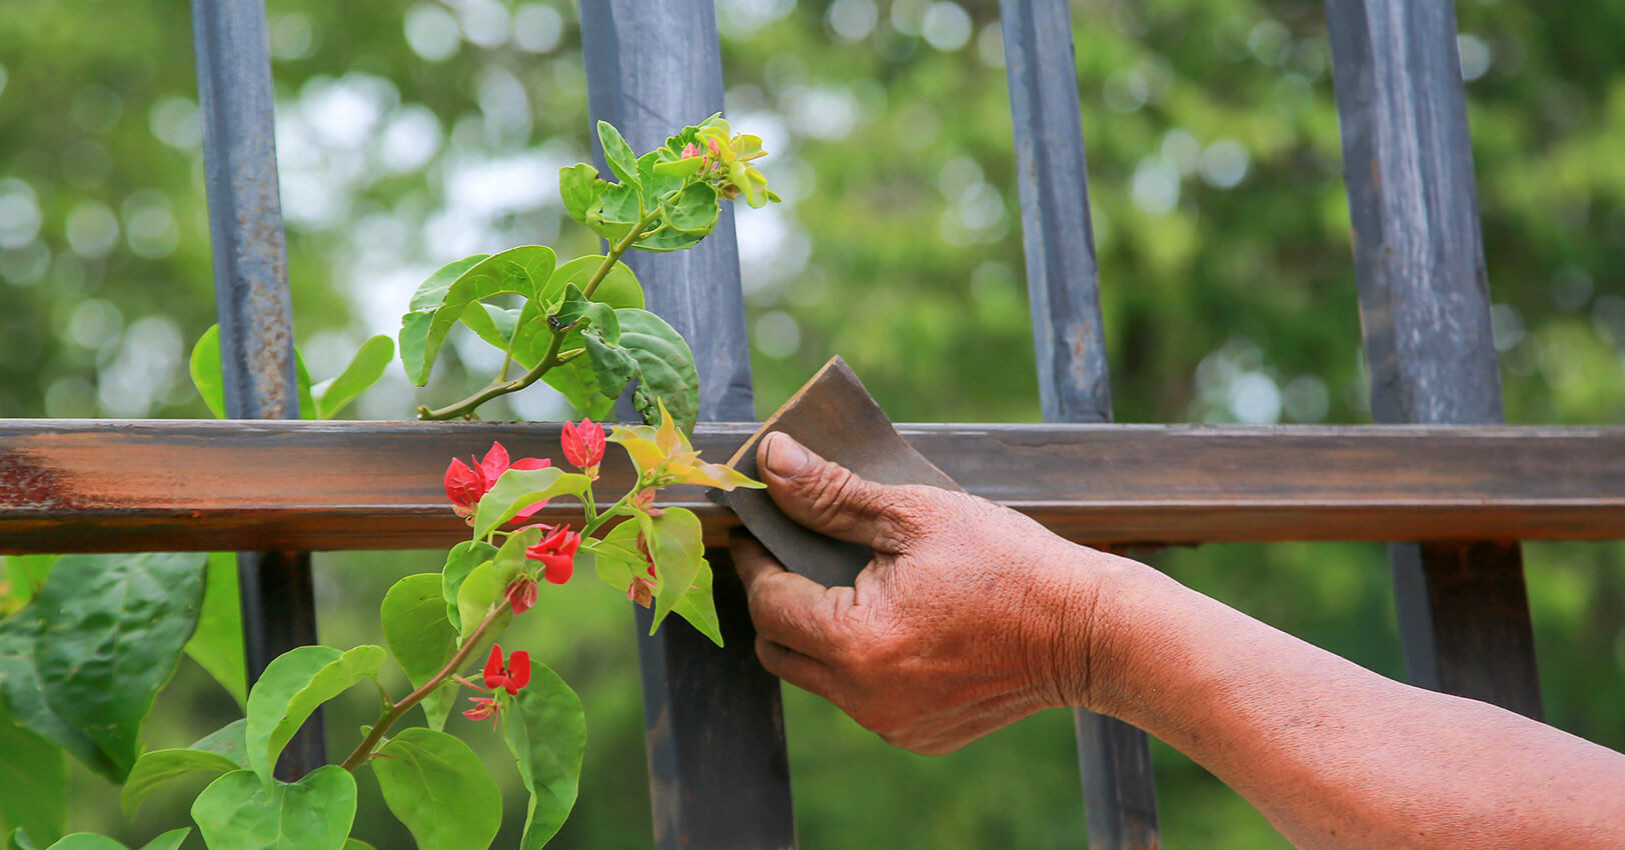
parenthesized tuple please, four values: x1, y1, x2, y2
(710, 356, 963, 587)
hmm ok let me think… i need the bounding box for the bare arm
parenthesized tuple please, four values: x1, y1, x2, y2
(733, 432, 1625, 849)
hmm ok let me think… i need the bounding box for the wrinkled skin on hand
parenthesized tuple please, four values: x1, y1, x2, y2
(731, 431, 1118, 755)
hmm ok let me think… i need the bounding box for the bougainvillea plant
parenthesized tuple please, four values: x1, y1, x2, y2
(0, 116, 773, 850)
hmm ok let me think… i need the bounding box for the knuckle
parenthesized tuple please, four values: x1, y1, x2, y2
(753, 637, 783, 674)
(877, 487, 939, 544)
(806, 463, 864, 528)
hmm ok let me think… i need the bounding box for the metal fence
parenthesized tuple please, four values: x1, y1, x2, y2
(0, 0, 1599, 847)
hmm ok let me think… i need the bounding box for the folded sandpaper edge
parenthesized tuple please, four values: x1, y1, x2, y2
(706, 356, 961, 587)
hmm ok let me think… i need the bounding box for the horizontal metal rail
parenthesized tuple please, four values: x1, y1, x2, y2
(2, 420, 1622, 554)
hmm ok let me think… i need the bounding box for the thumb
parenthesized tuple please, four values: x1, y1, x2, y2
(757, 431, 914, 552)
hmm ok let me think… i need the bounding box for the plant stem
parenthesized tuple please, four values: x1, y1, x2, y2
(339, 602, 509, 772)
(418, 211, 661, 421)
(581, 480, 598, 527)
(582, 482, 640, 538)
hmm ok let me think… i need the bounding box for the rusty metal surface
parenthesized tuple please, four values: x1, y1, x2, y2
(581, 3, 794, 847)
(1000, 0, 1113, 426)
(1328, 0, 1543, 719)
(191, 0, 323, 777)
(192, 0, 298, 420)
(1000, 1, 1159, 843)
(3, 420, 1624, 554)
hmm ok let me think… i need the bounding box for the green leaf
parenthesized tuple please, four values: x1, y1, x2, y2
(189, 716, 252, 766)
(381, 574, 459, 731)
(32, 553, 207, 779)
(671, 558, 724, 648)
(0, 608, 110, 778)
(120, 719, 246, 817)
(581, 334, 639, 399)
(1, 555, 57, 607)
(635, 150, 685, 211)
(189, 325, 226, 418)
(441, 541, 498, 633)
(581, 521, 644, 593)
(314, 335, 394, 419)
(191, 766, 356, 850)
(407, 254, 490, 311)
(558, 164, 601, 227)
(660, 182, 719, 235)
(37, 836, 125, 850)
(472, 468, 592, 539)
(540, 255, 645, 310)
(8, 827, 41, 850)
(451, 564, 514, 674)
(548, 283, 591, 327)
(0, 705, 65, 846)
(121, 748, 240, 818)
(630, 226, 707, 254)
(509, 255, 645, 372)
(596, 121, 640, 190)
(399, 247, 556, 385)
(646, 508, 706, 633)
(454, 528, 542, 643)
(374, 728, 501, 850)
(652, 155, 706, 179)
(460, 302, 522, 353)
(135, 830, 190, 850)
(504, 662, 585, 849)
(539, 361, 618, 422)
(245, 645, 385, 781)
(615, 309, 700, 434)
(185, 552, 246, 708)
(552, 284, 628, 345)
(342, 840, 376, 850)
(295, 350, 317, 421)
(584, 182, 641, 241)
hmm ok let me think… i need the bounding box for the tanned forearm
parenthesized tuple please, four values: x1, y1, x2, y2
(1077, 556, 1625, 850)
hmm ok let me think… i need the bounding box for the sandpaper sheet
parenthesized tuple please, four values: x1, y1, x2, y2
(710, 356, 963, 587)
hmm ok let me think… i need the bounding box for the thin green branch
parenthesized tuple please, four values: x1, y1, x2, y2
(339, 602, 509, 772)
(418, 211, 661, 421)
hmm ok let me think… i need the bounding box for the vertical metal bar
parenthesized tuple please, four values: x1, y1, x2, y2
(1326, 0, 1542, 719)
(999, 1, 1159, 847)
(580, 3, 797, 848)
(192, 0, 327, 776)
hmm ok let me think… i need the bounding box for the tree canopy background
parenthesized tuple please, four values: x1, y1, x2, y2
(2, 0, 1622, 846)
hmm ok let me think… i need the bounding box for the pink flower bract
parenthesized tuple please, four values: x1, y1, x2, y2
(561, 418, 606, 473)
(443, 441, 552, 521)
(525, 524, 582, 585)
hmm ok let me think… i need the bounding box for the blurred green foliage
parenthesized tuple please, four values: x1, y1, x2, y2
(2, 0, 1623, 847)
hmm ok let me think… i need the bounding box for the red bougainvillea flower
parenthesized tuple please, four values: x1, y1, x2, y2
(626, 577, 654, 607)
(505, 577, 539, 616)
(463, 696, 499, 727)
(560, 418, 606, 476)
(443, 458, 485, 518)
(627, 539, 658, 607)
(525, 524, 582, 585)
(443, 441, 553, 522)
(483, 644, 531, 696)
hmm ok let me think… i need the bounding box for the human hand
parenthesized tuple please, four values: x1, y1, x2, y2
(731, 431, 1117, 755)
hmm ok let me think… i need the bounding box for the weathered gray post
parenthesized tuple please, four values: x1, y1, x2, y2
(580, 2, 798, 847)
(1000, 0, 1161, 846)
(191, 0, 325, 778)
(1327, 0, 1543, 719)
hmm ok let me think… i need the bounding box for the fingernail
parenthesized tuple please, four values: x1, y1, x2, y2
(762, 432, 814, 479)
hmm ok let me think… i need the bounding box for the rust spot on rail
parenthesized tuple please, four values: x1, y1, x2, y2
(0, 448, 100, 513)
